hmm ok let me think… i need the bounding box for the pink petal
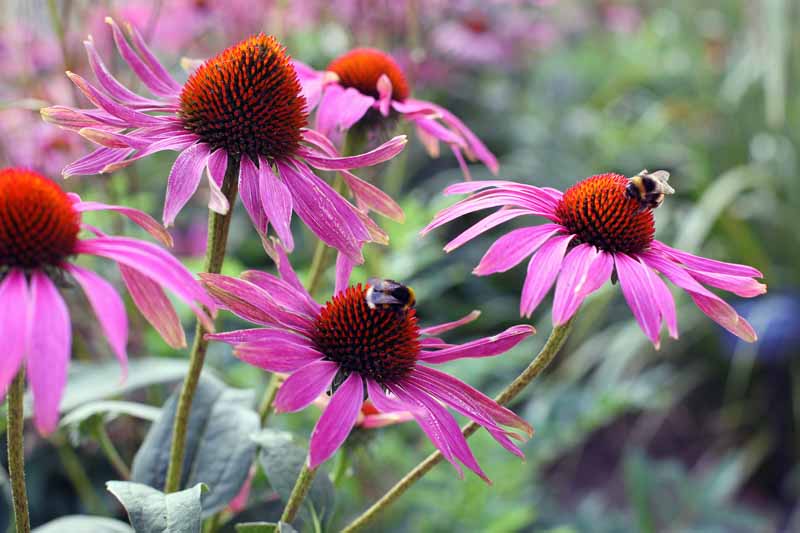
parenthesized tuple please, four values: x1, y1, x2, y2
(163, 143, 211, 227)
(66, 264, 128, 376)
(105, 17, 177, 97)
(614, 253, 664, 348)
(649, 268, 679, 339)
(124, 20, 182, 94)
(206, 327, 310, 345)
(298, 135, 407, 170)
(258, 156, 294, 251)
(264, 242, 319, 311)
(119, 264, 186, 349)
(206, 149, 230, 215)
(63, 147, 134, 177)
(474, 224, 563, 276)
(420, 310, 481, 336)
(552, 245, 613, 325)
(419, 325, 535, 364)
(26, 272, 71, 435)
(340, 171, 404, 222)
(274, 360, 339, 413)
(650, 241, 763, 278)
(376, 74, 392, 116)
(235, 341, 324, 373)
(83, 37, 161, 108)
(241, 270, 319, 317)
(0, 270, 30, 397)
(239, 155, 268, 234)
(74, 200, 173, 247)
(686, 270, 767, 298)
(66, 72, 166, 127)
(444, 208, 529, 253)
(308, 372, 364, 467)
(335, 253, 356, 296)
(316, 84, 374, 139)
(520, 234, 574, 317)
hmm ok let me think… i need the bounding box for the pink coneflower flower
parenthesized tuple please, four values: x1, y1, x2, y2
(42, 19, 406, 263)
(202, 248, 533, 480)
(0, 168, 214, 434)
(294, 48, 498, 179)
(422, 174, 767, 348)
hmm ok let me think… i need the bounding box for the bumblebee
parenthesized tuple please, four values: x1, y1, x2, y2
(365, 278, 416, 311)
(625, 169, 675, 212)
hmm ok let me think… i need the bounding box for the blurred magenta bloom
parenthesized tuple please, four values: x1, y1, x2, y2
(0, 168, 214, 434)
(203, 247, 533, 479)
(295, 47, 498, 179)
(423, 174, 766, 348)
(43, 20, 406, 263)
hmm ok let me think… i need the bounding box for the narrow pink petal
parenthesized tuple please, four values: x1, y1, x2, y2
(316, 84, 373, 138)
(74, 201, 172, 247)
(206, 327, 311, 345)
(41, 105, 128, 130)
(376, 74, 392, 116)
(78, 127, 155, 150)
(98, 134, 200, 175)
(552, 244, 613, 325)
(650, 241, 763, 278)
(163, 143, 211, 227)
(27, 272, 71, 435)
(308, 373, 364, 467)
(66, 265, 128, 376)
(119, 264, 186, 349)
(106, 17, 176, 97)
(125, 21, 182, 93)
(366, 379, 420, 414)
(649, 268, 679, 339)
(444, 208, 529, 253)
(66, 72, 166, 127)
(63, 147, 134, 177)
(0, 270, 29, 397)
(451, 144, 473, 181)
(413, 116, 465, 147)
(274, 360, 339, 413)
(441, 182, 560, 212)
(299, 135, 407, 170)
(335, 253, 355, 296)
(235, 342, 324, 373)
(241, 270, 319, 317)
(239, 155, 268, 234)
(83, 37, 160, 108)
(520, 234, 574, 318)
(340, 171, 404, 222)
(615, 253, 663, 348)
(264, 242, 319, 311)
(206, 149, 230, 215)
(258, 156, 294, 251)
(419, 325, 534, 364)
(420, 310, 481, 336)
(474, 224, 563, 276)
(415, 121, 441, 157)
(685, 270, 767, 298)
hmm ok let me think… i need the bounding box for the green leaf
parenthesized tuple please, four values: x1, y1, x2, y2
(234, 522, 298, 533)
(253, 429, 335, 524)
(106, 482, 204, 533)
(32, 515, 134, 533)
(60, 400, 161, 428)
(131, 375, 260, 517)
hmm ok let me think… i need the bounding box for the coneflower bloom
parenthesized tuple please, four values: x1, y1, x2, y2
(0, 168, 215, 434)
(294, 48, 498, 179)
(202, 248, 533, 480)
(422, 174, 766, 348)
(41, 19, 406, 263)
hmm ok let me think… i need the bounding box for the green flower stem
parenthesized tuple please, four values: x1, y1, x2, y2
(7, 371, 30, 533)
(94, 420, 130, 479)
(164, 160, 240, 493)
(339, 317, 576, 533)
(54, 434, 104, 515)
(257, 373, 284, 426)
(280, 463, 318, 524)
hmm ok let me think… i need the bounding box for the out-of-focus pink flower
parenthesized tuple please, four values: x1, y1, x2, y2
(203, 247, 534, 480)
(296, 48, 498, 179)
(423, 174, 767, 348)
(0, 168, 214, 434)
(43, 20, 407, 264)
(312, 395, 414, 429)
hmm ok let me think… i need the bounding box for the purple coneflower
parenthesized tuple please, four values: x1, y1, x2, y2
(41, 19, 406, 263)
(294, 48, 498, 179)
(0, 168, 214, 434)
(202, 248, 533, 480)
(422, 174, 766, 348)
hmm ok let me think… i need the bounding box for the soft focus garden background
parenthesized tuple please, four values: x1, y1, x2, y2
(1, 1, 798, 531)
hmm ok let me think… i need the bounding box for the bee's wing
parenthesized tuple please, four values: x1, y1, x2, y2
(368, 293, 405, 306)
(650, 170, 675, 194)
(367, 277, 384, 288)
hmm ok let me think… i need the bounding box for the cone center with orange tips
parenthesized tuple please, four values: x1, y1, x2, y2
(328, 48, 411, 101)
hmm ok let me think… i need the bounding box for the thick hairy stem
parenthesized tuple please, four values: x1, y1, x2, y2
(280, 463, 318, 524)
(340, 318, 576, 533)
(7, 371, 30, 533)
(164, 160, 240, 493)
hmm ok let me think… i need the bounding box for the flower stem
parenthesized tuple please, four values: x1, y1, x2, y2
(7, 371, 30, 533)
(164, 160, 240, 493)
(280, 463, 318, 524)
(94, 420, 130, 479)
(339, 317, 576, 533)
(257, 373, 284, 426)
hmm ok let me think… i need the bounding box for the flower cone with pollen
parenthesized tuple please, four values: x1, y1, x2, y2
(328, 48, 411, 100)
(203, 247, 534, 477)
(0, 167, 214, 435)
(423, 173, 767, 346)
(44, 18, 408, 258)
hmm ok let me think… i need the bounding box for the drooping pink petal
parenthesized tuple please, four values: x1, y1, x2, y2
(615, 253, 664, 348)
(258, 156, 294, 251)
(26, 272, 71, 435)
(206, 149, 230, 215)
(241, 270, 319, 317)
(335, 253, 356, 296)
(235, 341, 324, 373)
(366, 379, 420, 414)
(119, 264, 186, 349)
(441, 182, 561, 212)
(419, 325, 534, 364)
(78, 127, 160, 151)
(99, 134, 200, 175)
(298, 135, 407, 171)
(274, 360, 339, 413)
(520, 234, 574, 317)
(124, 20, 182, 94)
(340, 171, 404, 222)
(451, 144, 474, 181)
(41, 105, 128, 130)
(650, 241, 763, 278)
(66, 72, 167, 127)
(376, 74, 393, 116)
(552, 244, 613, 325)
(649, 267, 679, 339)
(163, 143, 212, 227)
(73, 200, 173, 247)
(474, 224, 563, 276)
(83, 37, 164, 109)
(239, 155, 268, 234)
(316, 84, 374, 139)
(420, 310, 481, 336)
(308, 372, 364, 467)
(444, 208, 529, 253)
(0, 269, 30, 397)
(63, 147, 135, 177)
(264, 241, 319, 312)
(66, 264, 128, 376)
(685, 270, 767, 298)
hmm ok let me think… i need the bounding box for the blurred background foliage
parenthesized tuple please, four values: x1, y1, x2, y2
(1, 0, 798, 531)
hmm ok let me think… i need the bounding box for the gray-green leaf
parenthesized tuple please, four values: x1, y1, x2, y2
(32, 515, 134, 533)
(106, 481, 204, 533)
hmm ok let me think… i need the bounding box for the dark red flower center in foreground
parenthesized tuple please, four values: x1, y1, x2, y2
(312, 284, 420, 384)
(0, 168, 80, 269)
(555, 173, 655, 254)
(179, 34, 308, 161)
(328, 48, 411, 101)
